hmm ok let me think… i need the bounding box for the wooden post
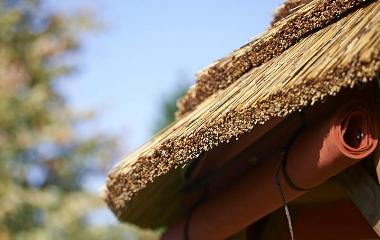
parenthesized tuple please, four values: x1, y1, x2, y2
(336, 164, 380, 237)
(374, 149, 380, 184)
(374, 81, 380, 184)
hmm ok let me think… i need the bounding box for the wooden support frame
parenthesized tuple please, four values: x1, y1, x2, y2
(374, 79, 380, 185)
(374, 144, 380, 185)
(336, 164, 380, 237)
(376, 155, 380, 185)
(374, 79, 380, 184)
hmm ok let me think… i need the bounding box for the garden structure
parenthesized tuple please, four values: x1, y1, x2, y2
(104, 0, 380, 239)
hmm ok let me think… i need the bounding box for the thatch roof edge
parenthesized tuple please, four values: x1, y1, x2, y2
(176, 0, 374, 118)
(106, 55, 379, 222)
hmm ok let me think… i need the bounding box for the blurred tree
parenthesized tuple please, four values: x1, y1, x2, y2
(152, 82, 190, 134)
(0, 0, 157, 239)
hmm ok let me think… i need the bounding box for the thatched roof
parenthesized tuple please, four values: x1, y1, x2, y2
(175, 0, 375, 118)
(271, 0, 313, 25)
(104, 0, 380, 229)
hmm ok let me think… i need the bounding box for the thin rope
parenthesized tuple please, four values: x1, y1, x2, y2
(275, 163, 295, 240)
(281, 112, 312, 191)
(274, 112, 307, 240)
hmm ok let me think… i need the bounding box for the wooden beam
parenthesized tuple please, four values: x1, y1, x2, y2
(375, 152, 380, 184)
(374, 81, 380, 184)
(336, 164, 380, 237)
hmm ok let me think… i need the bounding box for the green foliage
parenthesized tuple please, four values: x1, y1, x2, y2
(152, 84, 189, 134)
(0, 1, 158, 239)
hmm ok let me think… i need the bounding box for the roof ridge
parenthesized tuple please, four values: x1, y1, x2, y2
(176, 0, 374, 118)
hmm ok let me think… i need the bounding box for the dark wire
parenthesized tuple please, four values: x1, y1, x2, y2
(274, 112, 310, 240)
(275, 165, 295, 240)
(281, 112, 313, 192)
(184, 192, 205, 240)
(185, 112, 310, 240)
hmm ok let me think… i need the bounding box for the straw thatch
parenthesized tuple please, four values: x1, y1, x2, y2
(271, 0, 313, 25)
(104, 0, 380, 228)
(175, 0, 374, 118)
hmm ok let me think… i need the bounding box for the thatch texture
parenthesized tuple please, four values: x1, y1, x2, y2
(271, 0, 313, 25)
(104, 0, 380, 228)
(175, 0, 374, 118)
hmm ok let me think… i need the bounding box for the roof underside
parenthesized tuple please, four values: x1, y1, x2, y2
(105, 0, 380, 228)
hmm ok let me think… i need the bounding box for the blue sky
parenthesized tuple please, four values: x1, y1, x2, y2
(48, 0, 283, 153)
